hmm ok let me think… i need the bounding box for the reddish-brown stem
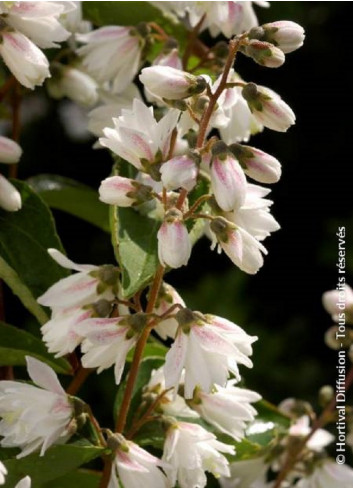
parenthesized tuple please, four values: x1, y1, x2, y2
(182, 15, 207, 70)
(115, 265, 165, 434)
(274, 364, 353, 487)
(167, 128, 178, 161)
(127, 389, 171, 439)
(99, 458, 112, 488)
(0, 76, 16, 102)
(149, 22, 169, 41)
(66, 366, 93, 396)
(184, 194, 211, 219)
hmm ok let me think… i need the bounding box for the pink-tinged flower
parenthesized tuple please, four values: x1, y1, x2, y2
(157, 209, 192, 269)
(1, 2, 72, 49)
(99, 175, 153, 207)
(163, 421, 234, 488)
(77, 26, 142, 93)
(0, 357, 74, 458)
(100, 99, 179, 175)
(210, 216, 268, 274)
(75, 314, 147, 384)
(160, 154, 198, 192)
(37, 249, 118, 309)
(289, 415, 334, 452)
(210, 144, 247, 212)
(242, 83, 295, 132)
(322, 284, 353, 323)
(295, 459, 353, 488)
(0, 174, 22, 212)
(140, 66, 207, 100)
(190, 380, 261, 440)
(230, 143, 281, 184)
(0, 31, 50, 89)
(244, 40, 285, 68)
(154, 47, 182, 70)
(153, 282, 186, 340)
(227, 184, 280, 241)
(164, 308, 257, 398)
(260, 21, 305, 54)
(221, 456, 268, 488)
(0, 136, 22, 164)
(108, 434, 168, 488)
(47, 63, 98, 107)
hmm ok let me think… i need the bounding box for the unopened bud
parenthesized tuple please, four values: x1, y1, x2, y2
(230, 143, 281, 184)
(245, 40, 285, 68)
(99, 176, 153, 207)
(157, 208, 191, 268)
(161, 154, 198, 191)
(261, 21, 305, 54)
(319, 385, 334, 407)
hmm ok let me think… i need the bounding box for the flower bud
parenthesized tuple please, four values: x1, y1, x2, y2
(0, 136, 22, 164)
(157, 208, 191, 268)
(242, 83, 295, 132)
(210, 141, 246, 212)
(260, 21, 305, 54)
(0, 31, 50, 89)
(229, 143, 281, 184)
(0, 174, 22, 212)
(244, 40, 285, 68)
(99, 176, 153, 207)
(160, 154, 199, 191)
(140, 66, 207, 100)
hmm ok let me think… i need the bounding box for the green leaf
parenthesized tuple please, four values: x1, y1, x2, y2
(126, 341, 168, 362)
(0, 321, 72, 374)
(114, 357, 164, 427)
(0, 180, 68, 302)
(111, 205, 161, 298)
(28, 174, 110, 233)
(47, 469, 101, 488)
(2, 440, 104, 488)
(0, 256, 48, 325)
(82, 2, 187, 45)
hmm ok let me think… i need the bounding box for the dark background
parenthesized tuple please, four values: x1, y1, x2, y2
(6, 2, 352, 412)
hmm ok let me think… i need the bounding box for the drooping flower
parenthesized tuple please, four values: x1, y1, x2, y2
(244, 40, 285, 68)
(153, 282, 186, 340)
(242, 83, 295, 132)
(295, 459, 353, 488)
(164, 308, 257, 398)
(0, 136, 22, 212)
(230, 143, 281, 184)
(221, 456, 269, 487)
(160, 154, 199, 192)
(108, 434, 168, 488)
(100, 99, 179, 178)
(157, 208, 192, 269)
(190, 380, 261, 440)
(163, 420, 234, 488)
(322, 284, 353, 323)
(289, 415, 334, 452)
(0, 356, 74, 458)
(75, 314, 147, 384)
(99, 175, 153, 207)
(250, 21, 305, 54)
(77, 25, 144, 93)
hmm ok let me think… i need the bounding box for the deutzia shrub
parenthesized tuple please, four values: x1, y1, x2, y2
(0, 2, 352, 488)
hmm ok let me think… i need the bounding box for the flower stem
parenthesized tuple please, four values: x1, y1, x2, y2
(274, 364, 353, 487)
(66, 366, 93, 395)
(127, 389, 171, 439)
(115, 264, 165, 434)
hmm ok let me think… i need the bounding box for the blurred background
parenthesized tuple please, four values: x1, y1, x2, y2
(3, 2, 352, 415)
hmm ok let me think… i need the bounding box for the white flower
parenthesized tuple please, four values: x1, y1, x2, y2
(0, 31, 50, 89)
(191, 380, 261, 440)
(1, 2, 72, 49)
(99, 175, 153, 207)
(160, 154, 198, 192)
(88, 84, 141, 138)
(296, 459, 353, 488)
(47, 64, 98, 107)
(289, 415, 334, 452)
(163, 421, 234, 488)
(0, 136, 22, 164)
(210, 217, 268, 274)
(109, 434, 167, 488)
(242, 83, 295, 132)
(157, 208, 192, 269)
(220, 456, 268, 487)
(164, 308, 257, 398)
(0, 461, 7, 485)
(260, 21, 305, 54)
(210, 143, 247, 212)
(75, 314, 146, 384)
(230, 143, 281, 184)
(153, 282, 186, 340)
(0, 174, 22, 212)
(0, 356, 74, 458)
(59, 1, 91, 35)
(15, 476, 31, 488)
(322, 284, 353, 323)
(140, 66, 207, 100)
(77, 26, 142, 93)
(37, 249, 117, 309)
(227, 184, 280, 241)
(100, 99, 179, 175)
